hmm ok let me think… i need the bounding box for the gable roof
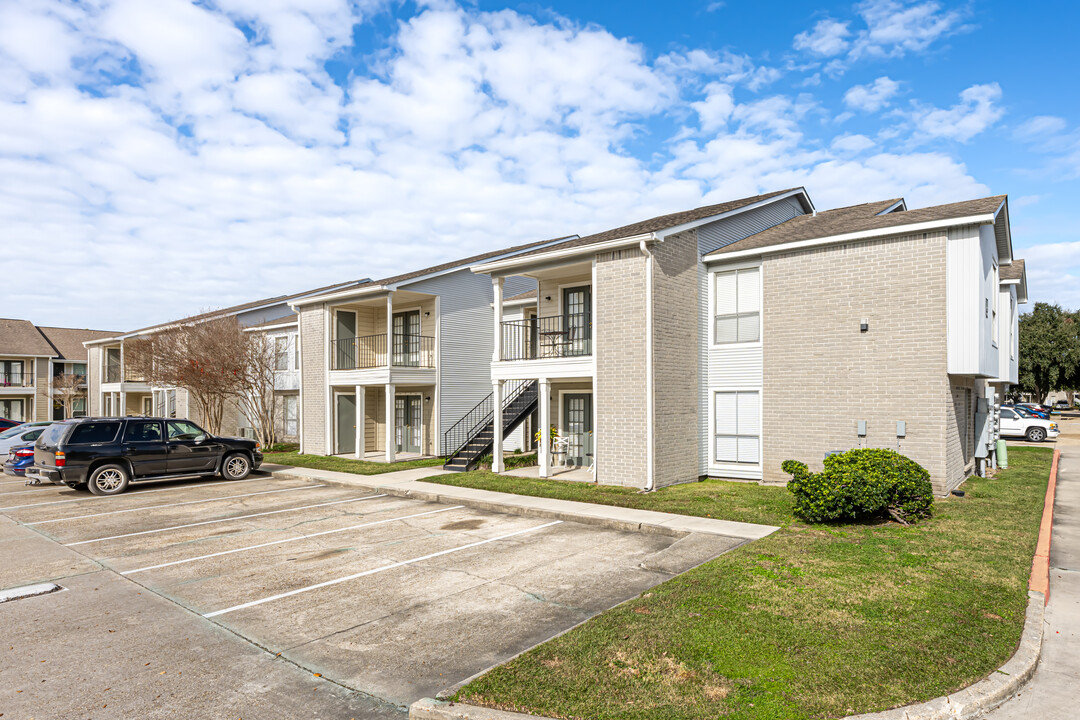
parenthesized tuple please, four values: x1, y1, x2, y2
(496, 188, 810, 265)
(37, 327, 120, 362)
(242, 313, 298, 331)
(704, 195, 1007, 259)
(1001, 258, 1028, 303)
(0, 319, 57, 357)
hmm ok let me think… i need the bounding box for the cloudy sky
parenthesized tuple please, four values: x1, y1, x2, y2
(2, 0, 1076, 329)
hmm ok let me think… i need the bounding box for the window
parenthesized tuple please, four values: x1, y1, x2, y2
(73, 363, 86, 377)
(167, 420, 204, 441)
(124, 420, 163, 443)
(714, 267, 760, 343)
(284, 395, 298, 437)
(72, 397, 87, 417)
(69, 421, 121, 445)
(0, 399, 24, 421)
(713, 391, 760, 464)
(0, 360, 24, 387)
(275, 336, 289, 371)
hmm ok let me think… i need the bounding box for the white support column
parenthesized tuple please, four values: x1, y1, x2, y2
(492, 276, 504, 363)
(118, 390, 127, 417)
(385, 383, 396, 463)
(386, 292, 395, 368)
(538, 378, 551, 478)
(492, 380, 504, 473)
(355, 385, 364, 459)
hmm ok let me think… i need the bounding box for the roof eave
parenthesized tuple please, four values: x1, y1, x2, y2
(290, 285, 391, 309)
(473, 233, 659, 276)
(655, 188, 814, 241)
(703, 212, 998, 264)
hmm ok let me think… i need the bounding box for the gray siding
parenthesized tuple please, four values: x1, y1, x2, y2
(696, 196, 809, 475)
(236, 303, 296, 328)
(403, 269, 532, 454)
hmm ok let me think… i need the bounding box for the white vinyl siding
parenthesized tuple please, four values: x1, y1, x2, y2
(714, 267, 760, 344)
(713, 391, 760, 464)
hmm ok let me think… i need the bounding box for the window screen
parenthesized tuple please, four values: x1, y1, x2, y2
(714, 268, 760, 343)
(714, 391, 760, 464)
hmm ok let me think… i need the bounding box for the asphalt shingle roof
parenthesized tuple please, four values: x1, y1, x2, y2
(37, 327, 120, 361)
(1000, 258, 1025, 281)
(0, 319, 58, 356)
(705, 195, 1007, 258)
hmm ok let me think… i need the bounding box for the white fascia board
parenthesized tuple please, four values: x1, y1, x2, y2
(490, 297, 537, 309)
(472, 233, 657, 275)
(290, 285, 390, 309)
(655, 188, 814, 240)
(703, 213, 997, 264)
(0, 352, 55, 359)
(242, 321, 298, 333)
(999, 279, 1021, 285)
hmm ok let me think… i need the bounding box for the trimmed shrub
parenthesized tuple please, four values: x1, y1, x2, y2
(783, 449, 934, 524)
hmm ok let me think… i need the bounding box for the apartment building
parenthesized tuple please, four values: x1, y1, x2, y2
(290, 239, 574, 462)
(0, 319, 116, 422)
(463, 189, 1024, 495)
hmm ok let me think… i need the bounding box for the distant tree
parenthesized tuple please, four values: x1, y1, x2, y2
(52, 371, 85, 419)
(233, 332, 279, 448)
(1018, 303, 1080, 401)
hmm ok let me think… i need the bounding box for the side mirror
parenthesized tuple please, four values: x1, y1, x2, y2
(194, 434, 208, 445)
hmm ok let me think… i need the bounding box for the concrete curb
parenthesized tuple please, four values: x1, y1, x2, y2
(409, 697, 558, 720)
(265, 465, 778, 541)
(1029, 449, 1060, 603)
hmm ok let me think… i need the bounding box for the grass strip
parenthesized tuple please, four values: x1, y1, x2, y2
(263, 451, 445, 476)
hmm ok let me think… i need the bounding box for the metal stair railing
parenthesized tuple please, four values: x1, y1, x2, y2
(441, 379, 536, 464)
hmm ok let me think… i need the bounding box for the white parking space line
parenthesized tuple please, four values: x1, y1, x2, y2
(0, 486, 72, 496)
(28, 485, 325, 525)
(203, 520, 562, 619)
(121, 505, 462, 575)
(0, 476, 269, 511)
(65, 494, 390, 547)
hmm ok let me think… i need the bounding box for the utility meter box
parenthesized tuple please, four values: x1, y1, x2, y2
(974, 397, 991, 459)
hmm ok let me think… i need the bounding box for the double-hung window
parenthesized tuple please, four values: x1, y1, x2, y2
(714, 267, 760, 343)
(283, 395, 298, 436)
(274, 336, 289, 371)
(713, 391, 760, 465)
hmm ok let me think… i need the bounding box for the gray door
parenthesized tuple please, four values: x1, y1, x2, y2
(337, 393, 356, 455)
(563, 393, 593, 466)
(395, 395, 422, 454)
(562, 286, 591, 356)
(392, 311, 421, 366)
(335, 311, 357, 369)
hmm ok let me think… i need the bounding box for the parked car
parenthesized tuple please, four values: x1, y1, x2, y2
(3, 444, 35, 478)
(27, 417, 263, 495)
(1008, 403, 1050, 419)
(0, 418, 21, 432)
(999, 407, 1058, 443)
(1053, 399, 1071, 410)
(0, 421, 54, 456)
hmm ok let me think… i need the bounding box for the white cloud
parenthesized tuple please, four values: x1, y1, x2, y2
(911, 82, 1004, 142)
(1015, 115, 1067, 140)
(843, 76, 900, 112)
(851, 0, 970, 59)
(0, 0, 996, 328)
(793, 19, 851, 57)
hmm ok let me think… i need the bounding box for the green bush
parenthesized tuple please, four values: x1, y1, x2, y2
(783, 449, 934, 524)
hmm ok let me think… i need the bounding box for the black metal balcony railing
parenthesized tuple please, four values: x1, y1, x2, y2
(332, 334, 435, 370)
(501, 313, 592, 361)
(105, 365, 145, 383)
(0, 372, 32, 387)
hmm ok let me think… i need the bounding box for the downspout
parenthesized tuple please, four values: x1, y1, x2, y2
(640, 239, 655, 492)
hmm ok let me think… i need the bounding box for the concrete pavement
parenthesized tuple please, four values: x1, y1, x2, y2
(985, 447, 1080, 720)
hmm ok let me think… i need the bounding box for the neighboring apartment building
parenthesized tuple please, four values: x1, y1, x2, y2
(84, 281, 369, 437)
(465, 188, 1023, 496)
(0, 319, 116, 422)
(290, 240, 575, 462)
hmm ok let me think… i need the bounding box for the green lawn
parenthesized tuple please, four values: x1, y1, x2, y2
(449, 448, 1053, 720)
(424, 471, 793, 527)
(262, 451, 445, 475)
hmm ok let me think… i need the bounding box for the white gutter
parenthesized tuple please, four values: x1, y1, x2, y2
(704, 213, 997, 264)
(473, 233, 658, 275)
(640, 239, 655, 492)
(242, 321, 299, 333)
(290, 285, 391, 309)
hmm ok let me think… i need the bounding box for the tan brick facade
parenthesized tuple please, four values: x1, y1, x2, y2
(760, 232, 958, 494)
(299, 306, 327, 454)
(650, 230, 701, 488)
(595, 248, 649, 487)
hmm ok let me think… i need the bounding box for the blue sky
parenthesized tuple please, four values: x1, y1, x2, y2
(1, 0, 1077, 329)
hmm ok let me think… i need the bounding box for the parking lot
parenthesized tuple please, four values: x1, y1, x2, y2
(0, 471, 745, 717)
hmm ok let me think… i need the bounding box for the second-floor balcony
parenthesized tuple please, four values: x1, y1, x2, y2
(105, 364, 146, 384)
(332, 333, 436, 371)
(0, 372, 33, 388)
(500, 313, 592, 361)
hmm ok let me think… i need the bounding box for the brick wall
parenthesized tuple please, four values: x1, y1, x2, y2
(299, 306, 327, 454)
(650, 230, 701, 488)
(596, 248, 649, 487)
(761, 232, 954, 492)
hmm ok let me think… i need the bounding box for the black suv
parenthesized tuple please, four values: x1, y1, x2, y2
(28, 417, 263, 495)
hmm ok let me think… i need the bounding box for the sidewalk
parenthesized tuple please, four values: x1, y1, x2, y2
(985, 448, 1080, 720)
(262, 463, 779, 541)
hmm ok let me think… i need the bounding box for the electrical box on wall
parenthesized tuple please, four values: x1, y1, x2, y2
(857, 420, 867, 436)
(896, 421, 906, 437)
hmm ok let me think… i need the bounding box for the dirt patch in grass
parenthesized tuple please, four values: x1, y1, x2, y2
(454, 448, 1053, 720)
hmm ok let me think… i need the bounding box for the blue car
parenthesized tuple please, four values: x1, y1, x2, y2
(3, 444, 35, 479)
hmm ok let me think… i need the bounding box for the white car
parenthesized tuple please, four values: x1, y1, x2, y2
(0, 421, 55, 455)
(999, 407, 1058, 443)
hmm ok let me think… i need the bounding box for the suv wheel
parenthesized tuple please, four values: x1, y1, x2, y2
(1026, 427, 1047, 443)
(88, 464, 130, 496)
(222, 453, 251, 480)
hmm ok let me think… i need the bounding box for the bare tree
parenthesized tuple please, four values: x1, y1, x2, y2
(126, 317, 245, 435)
(52, 371, 86, 419)
(233, 331, 279, 448)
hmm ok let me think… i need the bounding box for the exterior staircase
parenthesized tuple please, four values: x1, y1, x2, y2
(442, 380, 538, 472)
